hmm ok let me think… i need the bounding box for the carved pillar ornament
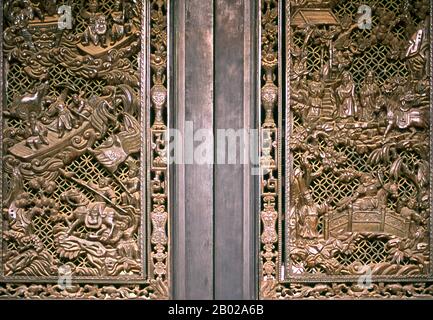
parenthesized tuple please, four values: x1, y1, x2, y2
(260, 0, 433, 299)
(259, 0, 281, 293)
(0, 0, 170, 299)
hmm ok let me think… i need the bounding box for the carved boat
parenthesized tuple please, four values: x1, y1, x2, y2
(9, 97, 114, 162)
(9, 120, 94, 162)
(28, 15, 62, 30)
(77, 26, 139, 58)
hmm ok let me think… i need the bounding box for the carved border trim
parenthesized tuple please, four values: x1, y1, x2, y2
(147, 0, 170, 289)
(259, 0, 282, 288)
(0, 0, 4, 282)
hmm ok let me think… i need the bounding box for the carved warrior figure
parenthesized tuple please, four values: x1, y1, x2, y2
(10, 0, 58, 21)
(70, 92, 92, 126)
(120, 159, 140, 208)
(85, 177, 117, 235)
(337, 173, 398, 213)
(405, 27, 429, 80)
(82, 13, 109, 47)
(15, 0, 44, 21)
(122, 0, 135, 34)
(381, 76, 429, 137)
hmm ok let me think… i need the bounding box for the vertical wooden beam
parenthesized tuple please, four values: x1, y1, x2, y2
(214, 0, 257, 299)
(172, 0, 214, 300)
(243, 0, 258, 300)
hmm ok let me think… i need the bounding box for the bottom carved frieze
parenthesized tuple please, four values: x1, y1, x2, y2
(0, 280, 168, 299)
(261, 279, 433, 299)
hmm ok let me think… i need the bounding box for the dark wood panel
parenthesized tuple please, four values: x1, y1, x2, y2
(172, 0, 215, 300)
(214, 0, 257, 299)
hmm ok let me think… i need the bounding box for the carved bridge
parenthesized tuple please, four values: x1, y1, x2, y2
(325, 208, 410, 239)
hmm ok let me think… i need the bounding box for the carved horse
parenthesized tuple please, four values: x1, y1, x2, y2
(380, 82, 429, 137)
(384, 100, 429, 138)
(8, 82, 50, 120)
(60, 188, 117, 240)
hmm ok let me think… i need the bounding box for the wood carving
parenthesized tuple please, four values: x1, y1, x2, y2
(1, 0, 169, 299)
(261, 0, 433, 299)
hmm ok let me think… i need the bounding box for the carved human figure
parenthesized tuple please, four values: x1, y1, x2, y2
(82, 11, 108, 47)
(47, 96, 75, 138)
(316, 25, 341, 79)
(351, 174, 381, 211)
(333, 50, 352, 73)
(405, 27, 429, 80)
(306, 71, 325, 120)
(382, 76, 429, 137)
(121, 162, 140, 208)
(359, 70, 381, 121)
(110, 0, 125, 45)
(4, 11, 31, 51)
(338, 173, 398, 212)
(71, 92, 85, 113)
(20, 0, 44, 21)
(297, 190, 328, 240)
(399, 198, 425, 239)
(70, 92, 92, 126)
(26, 112, 49, 150)
(123, 0, 135, 35)
(9, 6, 30, 31)
(88, 177, 117, 204)
(15, 0, 58, 21)
(291, 46, 309, 84)
(86, 177, 117, 234)
(336, 71, 357, 118)
(43, 0, 58, 16)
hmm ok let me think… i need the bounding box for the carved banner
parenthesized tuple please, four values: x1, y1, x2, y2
(0, 0, 169, 299)
(260, 0, 433, 299)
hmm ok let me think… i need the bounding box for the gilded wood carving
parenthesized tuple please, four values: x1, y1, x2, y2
(0, 0, 169, 299)
(260, 0, 433, 299)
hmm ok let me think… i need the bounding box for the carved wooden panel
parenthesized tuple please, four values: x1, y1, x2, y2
(260, 0, 433, 299)
(0, 0, 169, 299)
